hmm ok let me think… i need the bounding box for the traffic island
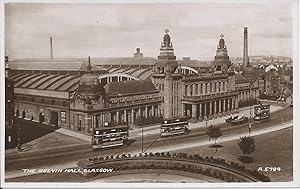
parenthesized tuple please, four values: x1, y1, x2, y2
(76, 152, 270, 182)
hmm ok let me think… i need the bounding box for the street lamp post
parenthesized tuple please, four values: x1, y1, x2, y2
(248, 86, 252, 135)
(16, 104, 21, 151)
(141, 125, 144, 153)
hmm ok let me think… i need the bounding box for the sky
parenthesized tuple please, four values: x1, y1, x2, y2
(4, 0, 295, 60)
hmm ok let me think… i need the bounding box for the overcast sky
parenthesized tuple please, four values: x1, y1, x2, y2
(5, 0, 295, 60)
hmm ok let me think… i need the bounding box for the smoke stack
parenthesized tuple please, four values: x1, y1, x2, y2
(133, 47, 143, 58)
(50, 37, 53, 59)
(243, 27, 248, 68)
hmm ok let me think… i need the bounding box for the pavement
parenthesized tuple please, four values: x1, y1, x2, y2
(55, 128, 91, 142)
(130, 103, 283, 137)
(5, 119, 292, 180)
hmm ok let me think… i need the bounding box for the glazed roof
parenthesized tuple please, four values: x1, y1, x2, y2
(9, 72, 81, 92)
(8, 59, 106, 72)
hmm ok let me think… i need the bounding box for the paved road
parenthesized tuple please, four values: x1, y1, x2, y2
(5, 106, 293, 180)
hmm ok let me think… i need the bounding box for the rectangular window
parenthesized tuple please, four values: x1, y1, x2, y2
(195, 84, 198, 95)
(200, 84, 203, 94)
(214, 82, 217, 92)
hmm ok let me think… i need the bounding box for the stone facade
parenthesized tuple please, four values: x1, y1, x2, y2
(8, 30, 261, 135)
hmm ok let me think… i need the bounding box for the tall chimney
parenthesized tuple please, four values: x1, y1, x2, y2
(50, 37, 53, 59)
(243, 27, 248, 68)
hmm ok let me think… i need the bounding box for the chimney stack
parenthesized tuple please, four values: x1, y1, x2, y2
(134, 47, 143, 58)
(243, 27, 248, 68)
(50, 37, 53, 59)
(87, 56, 92, 71)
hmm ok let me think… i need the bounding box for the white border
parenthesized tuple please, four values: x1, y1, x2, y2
(1, 0, 299, 188)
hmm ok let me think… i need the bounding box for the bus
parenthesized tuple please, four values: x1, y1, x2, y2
(160, 116, 190, 137)
(91, 125, 130, 150)
(253, 104, 270, 121)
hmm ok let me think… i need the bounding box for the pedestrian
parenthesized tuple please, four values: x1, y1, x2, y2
(248, 123, 252, 134)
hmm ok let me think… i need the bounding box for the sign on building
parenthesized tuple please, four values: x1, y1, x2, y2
(61, 111, 66, 123)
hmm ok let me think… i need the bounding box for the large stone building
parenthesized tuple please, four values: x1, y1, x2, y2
(8, 57, 161, 134)
(152, 31, 258, 122)
(7, 29, 259, 134)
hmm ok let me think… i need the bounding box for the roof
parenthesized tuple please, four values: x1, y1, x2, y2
(9, 72, 81, 92)
(235, 73, 250, 84)
(242, 67, 265, 81)
(105, 79, 158, 96)
(178, 60, 211, 68)
(106, 66, 152, 80)
(8, 59, 107, 72)
(92, 57, 157, 66)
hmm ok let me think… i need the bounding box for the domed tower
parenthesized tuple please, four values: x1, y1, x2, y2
(152, 29, 182, 119)
(212, 34, 232, 73)
(154, 29, 179, 75)
(73, 56, 105, 111)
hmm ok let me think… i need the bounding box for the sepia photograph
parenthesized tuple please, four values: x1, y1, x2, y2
(1, 0, 299, 188)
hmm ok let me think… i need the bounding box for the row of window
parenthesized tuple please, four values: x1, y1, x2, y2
(110, 95, 159, 104)
(156, 82, 179, 92)
(171, 96, 179, 104)
(16, 95, 68, 107)
(171, 108, 179, 117)
(157, 83, 164, 91)
(185, 81, 227, 96)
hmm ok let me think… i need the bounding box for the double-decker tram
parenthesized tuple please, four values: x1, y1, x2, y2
(91, 125, 130, 150)
(253, 104, 270, 121)
(160, 116, 190, 137)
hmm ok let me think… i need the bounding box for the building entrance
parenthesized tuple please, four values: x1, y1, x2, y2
(51, 111, 58, 127)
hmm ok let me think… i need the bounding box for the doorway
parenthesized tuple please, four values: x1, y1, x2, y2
(51, 111, 59, 127)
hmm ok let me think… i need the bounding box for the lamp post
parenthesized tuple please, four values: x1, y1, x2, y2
(248, 86, 252, 135)
(141, 124, 144, 153)
(16, 104, 21, 151)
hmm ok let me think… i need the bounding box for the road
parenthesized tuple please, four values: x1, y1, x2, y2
(5, 106, 293, 181)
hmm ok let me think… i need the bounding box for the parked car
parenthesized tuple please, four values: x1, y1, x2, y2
(226, 115, 248, 125)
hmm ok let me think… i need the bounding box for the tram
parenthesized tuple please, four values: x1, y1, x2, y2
(253, 104, 270, 121)
(160, 116, 190, 137)
(91, 125, 130, 150)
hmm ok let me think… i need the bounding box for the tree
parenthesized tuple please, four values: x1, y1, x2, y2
(206, 125, 223, 152)
(237, 136, 255, 166)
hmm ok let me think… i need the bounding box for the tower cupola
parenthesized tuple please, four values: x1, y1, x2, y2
(154, 29, 178, 74)
(212, 34, 232, 72)
(78, 56, 104, 100)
